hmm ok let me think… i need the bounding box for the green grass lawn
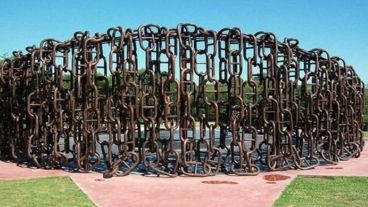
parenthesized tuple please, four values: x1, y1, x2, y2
(274, 176, 368, 207)
(0, 176, 95, 207)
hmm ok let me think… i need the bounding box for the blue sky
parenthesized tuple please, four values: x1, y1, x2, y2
(1, 0, 367, 82)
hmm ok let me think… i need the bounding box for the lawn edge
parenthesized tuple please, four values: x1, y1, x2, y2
(0, 174, 66, 181)
(271, 175, 298, 207)
(69, 176, 99, 207)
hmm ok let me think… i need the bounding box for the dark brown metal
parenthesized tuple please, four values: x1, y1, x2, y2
(0, 24, 364, 178)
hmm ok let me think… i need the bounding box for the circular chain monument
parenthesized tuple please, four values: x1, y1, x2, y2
(0, 24, 364, 178)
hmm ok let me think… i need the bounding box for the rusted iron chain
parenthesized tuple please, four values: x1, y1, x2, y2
(0, 24, 364, 178)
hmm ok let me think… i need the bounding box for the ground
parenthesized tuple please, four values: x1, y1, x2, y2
(0, 176, 94, 207)
(0, 145, 367, 207)
(274, 176, 368, 207)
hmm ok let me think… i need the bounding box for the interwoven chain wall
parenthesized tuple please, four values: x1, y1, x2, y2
(0, 24, 364, 178)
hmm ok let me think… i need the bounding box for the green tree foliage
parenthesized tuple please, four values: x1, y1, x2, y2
(4, 61, 368, 128)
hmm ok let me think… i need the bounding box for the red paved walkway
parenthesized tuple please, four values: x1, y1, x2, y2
(1, 147, 367, 207)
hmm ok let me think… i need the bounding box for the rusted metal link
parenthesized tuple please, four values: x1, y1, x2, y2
(0, 24, 364, 178)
